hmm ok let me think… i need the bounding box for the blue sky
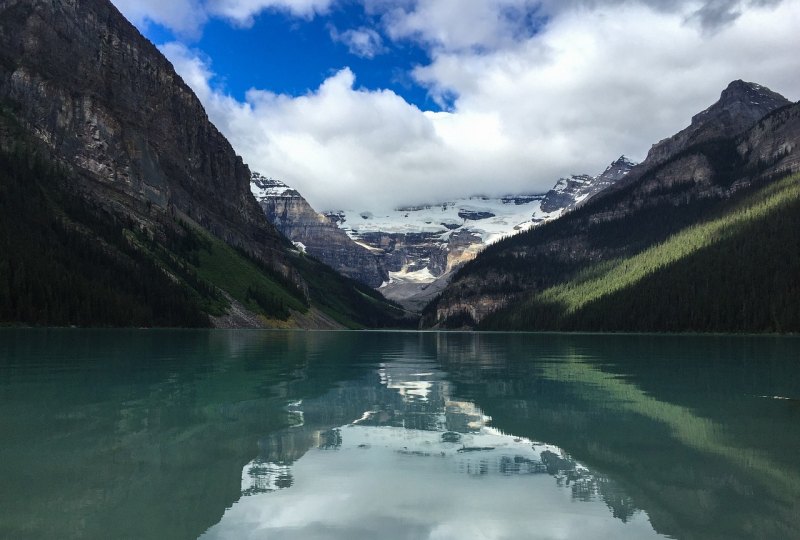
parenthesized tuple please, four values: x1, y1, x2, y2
(137, 3, 443, 110)
(111, 0, 800, 211)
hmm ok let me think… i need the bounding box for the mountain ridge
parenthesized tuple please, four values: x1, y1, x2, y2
(422, 80, 799, 330)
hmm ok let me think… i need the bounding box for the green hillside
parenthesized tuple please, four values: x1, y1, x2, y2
(0, 131, 410, 329)
(481, 173, 800, 332)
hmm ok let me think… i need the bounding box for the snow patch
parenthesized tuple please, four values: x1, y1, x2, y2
(384, 266, 437, 285)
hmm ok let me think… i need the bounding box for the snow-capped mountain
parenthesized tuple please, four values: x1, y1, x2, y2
(540, 156, 636, 213)
(324, 194, 557, 310)
(325, 157, 635, 309)
(252, 157, 633, 310)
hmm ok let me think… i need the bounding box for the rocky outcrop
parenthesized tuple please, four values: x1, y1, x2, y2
(251, 173, 388, 288)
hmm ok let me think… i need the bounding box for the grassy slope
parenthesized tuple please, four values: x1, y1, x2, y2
(291, 254, 412, 329)
(177, 227, 412, 328)
(482, 173, 800, 332)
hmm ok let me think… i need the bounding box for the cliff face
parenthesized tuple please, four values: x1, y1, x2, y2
(252, 174, 388, 288)
(0, 0, 292, 274)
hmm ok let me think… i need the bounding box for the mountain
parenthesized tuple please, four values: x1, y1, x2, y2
(305, 158, 629, 311)
(643, 80, 790, 170)
(251, 173, 388, 288)
(540, 156, 636, 213)
(251, 156, 629, 313)
(0, 0, 409, 329)
(423, 81, 799, 331)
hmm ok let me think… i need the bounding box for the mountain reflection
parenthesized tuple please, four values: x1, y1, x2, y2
(2, 330, 799, 540)
(204, 352, 662, 539)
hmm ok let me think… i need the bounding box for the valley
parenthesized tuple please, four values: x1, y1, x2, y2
(253, 157, 636, 310)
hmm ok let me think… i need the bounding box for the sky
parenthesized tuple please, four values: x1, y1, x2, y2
(110, 0, 800, 211)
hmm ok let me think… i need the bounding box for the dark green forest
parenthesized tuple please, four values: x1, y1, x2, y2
(0, 145, 211, 327)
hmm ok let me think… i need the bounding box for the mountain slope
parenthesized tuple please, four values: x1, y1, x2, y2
(423, 81, 799, 330)
(0, 0, 408, 328)
(481, 171, 800, 332)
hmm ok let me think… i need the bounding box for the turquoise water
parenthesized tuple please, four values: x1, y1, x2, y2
(1, 330, 799, 539)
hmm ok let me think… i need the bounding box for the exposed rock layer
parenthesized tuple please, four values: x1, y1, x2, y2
(0, 0, 292, 275)
(252, 174, 388, 288)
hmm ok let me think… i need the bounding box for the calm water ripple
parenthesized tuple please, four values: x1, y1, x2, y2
(1, 329, 799, 539)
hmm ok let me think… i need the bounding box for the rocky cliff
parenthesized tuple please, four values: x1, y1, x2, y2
(251, 173, 388, 288)
(0, 0, 291, 271)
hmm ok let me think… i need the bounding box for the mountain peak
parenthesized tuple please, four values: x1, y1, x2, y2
(612, 155, 636, 167)
(250, 172, 293, 200)
(693, 80, 789, 126)
(642, 81, 790, 168)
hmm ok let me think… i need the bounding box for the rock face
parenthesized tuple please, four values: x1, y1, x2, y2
(644, 80, 790, 169)
(0, 0, 291, 273)
(251, 173, 388, 288)
(540, 156, 635, 214)
(424, 81, 798, 328)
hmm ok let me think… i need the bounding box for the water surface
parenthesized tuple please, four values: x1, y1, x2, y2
(1, 330, 799, 539)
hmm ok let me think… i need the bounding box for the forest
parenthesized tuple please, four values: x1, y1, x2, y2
(480, 172, 800, 332)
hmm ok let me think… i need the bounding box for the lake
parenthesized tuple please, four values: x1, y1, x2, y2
(1, 330, 799, 539)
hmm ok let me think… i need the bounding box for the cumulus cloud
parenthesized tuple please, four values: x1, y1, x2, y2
(206, 0, 334, 26)
(158, 1, 799, 212)
(329, 26, 387, 58)
(375, 0, 543, 52)
(111, 0, 335, 37)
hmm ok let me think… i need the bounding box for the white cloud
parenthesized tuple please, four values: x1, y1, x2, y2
(377, 0, 542, 52)
(159, 1, 800, 212)
(206, 0, 334, 26)
(329, 26, 387, 58)
(111, 0, 335, 37)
